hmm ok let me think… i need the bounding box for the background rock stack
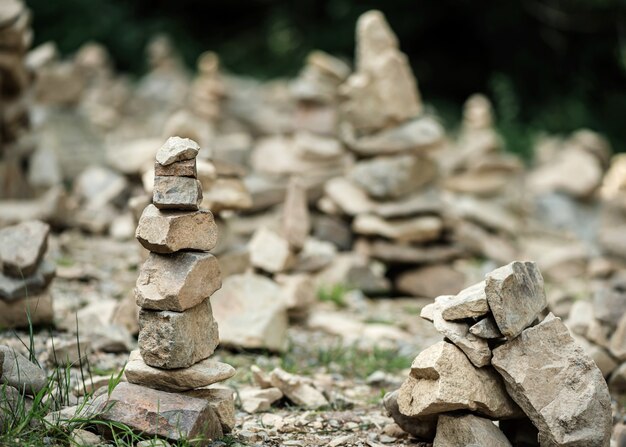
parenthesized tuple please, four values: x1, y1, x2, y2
(101, 136, 236, 444)
(385, 261, 612, 446)
(0, 220, 54, 328)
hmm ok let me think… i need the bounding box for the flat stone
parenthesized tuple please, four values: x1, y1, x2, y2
(0, 220, 50, 277)
(323, 177, 373, 216)
(352, 214, 442, 243)
(469, 316, 503, 339)
(382, 390, 437, 440)
(440, 280, 489, 321)
(211, 273, 288, 352)
(99, 382, 222, 443)
(156, 136, 200, 166)
(248, 227, 295, 273)
(492, 314, 612, 447)
(367, 240, 462, 265)
(433, 414, 512, 447)
(395, 264, 466, 299)
(154, 158, 197, 177)
(239, 387, 283, 413)
(138, 300, 219, 369)
(135, 204, 218, 253)
(565, 300, 595, 336)
(201, 177, 252, 213)
(0, 290, 54, 329)
(125, 350, 235, 392)
(485, 261, 546, 339)
(135, 252, 221, 312)
(397, 341, 520, 419)
(153, 176, 203, 211)
(183, 387, 236, 433)
(269, 367, 328, 409)
(0, 259, 55, 300)
(283, 178, 310, 251)
(0, 345, 47, 396)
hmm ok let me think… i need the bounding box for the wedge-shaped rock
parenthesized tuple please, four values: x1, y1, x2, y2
(125, 350, 235, 392)
(135, 204, 217, 253)
(183, 387, 236, 433)
(441, 280, 489, 321)
(153, 176, 202, 211)
(0, 346, 47, 396)
(0, 260, 55, 300)
(0, 220, 50, 277)
(135, 252, 220, 312)
(248, 227, 295, 273)
(99, 382, 222, 443)
(470, 316, 503, 339)
(383, 390, 437, 440)
(433, 414, 512, 447)
(156, 136, 200, 166)
(154, 158, 197, 177)
(353, 214, 442, 243)
(485, 261, 546, 339)
(139, 300, 219, 369)
(269, 367, 328, 409)
(492, 314, 612, 447)
(397, 341, 520, 419)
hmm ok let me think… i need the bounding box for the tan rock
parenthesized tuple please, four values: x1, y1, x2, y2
(152, 176, 202, 211)
(183, 387, 236, 433)
(156, 136, 200, 166)
(283, 178, 310, 251)
(492, 314, 612, 447)
(138, 300, 219, 369)
(324, 177, 373, 216)
(469, 316, 503, 339)
(125, 350, 235, 392)
(269, 367, 328, 409)
(135, 204, 218, 253)
(201, 177, 252, 212)
(397, 341, 520, 419)
(382, 390, 437, 441)
(352, 214, 442, 243)
(154, 158, 197, 177)
(395, 264, 466, 299)
(367, 240, 463, 265)
(275, 273, 316, 315)
(248, 227, 295, 273)
(573, 334, 618, 378)
(239, 387, 283, 413)
(0, 345, 47, 396)
(610, 312, 626, 361)
(0, 291, 54, 329)
(135, 252, 221, 312)
(433, 414, 512, 447)
(0, 220, 50, 277)
(0, 259, 55, 300)
(440, 280, 489, 321)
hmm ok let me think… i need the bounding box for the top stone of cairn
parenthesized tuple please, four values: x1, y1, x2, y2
(156, 137, 200, 166)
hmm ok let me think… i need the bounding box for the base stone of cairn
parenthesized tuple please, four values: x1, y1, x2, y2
(387, 261, 612, 447)
(100, 137, 235, 444)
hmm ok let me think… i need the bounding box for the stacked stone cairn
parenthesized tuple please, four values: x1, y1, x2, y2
(385, 261, 612, 446)
(0, 220, 54, 328)
(101, 137, 236, 444)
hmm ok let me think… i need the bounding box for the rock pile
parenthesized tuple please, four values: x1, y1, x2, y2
(0, 220, 55, 328)
(100, 137, 236, 444)
(386, 261, 612, 446)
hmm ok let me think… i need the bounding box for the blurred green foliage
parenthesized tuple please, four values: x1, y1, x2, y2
(27, 0, 626, 153)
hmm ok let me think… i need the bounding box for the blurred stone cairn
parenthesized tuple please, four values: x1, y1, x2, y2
(385, 261, 612, 446)
(0, 220, 54, 328)
(100, 137, 236, 443)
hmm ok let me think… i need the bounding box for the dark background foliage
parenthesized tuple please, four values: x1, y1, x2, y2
(27, 0, 626, 155)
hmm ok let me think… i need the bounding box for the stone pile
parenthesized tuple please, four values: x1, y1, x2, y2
(100, 137, 236, 444)
(0, 220, 55, 328)
(386, 260, 612, 446)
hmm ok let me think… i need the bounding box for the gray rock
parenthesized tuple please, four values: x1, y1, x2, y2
(440, 280, 489, 321)
(138, 300, 219, 369)
(269, 367, 328, 409)
(485, 261, 546, 339)
(152, 176, 203, 211)
(135, 252, 221, 312)
(593, 274, 626, 328)
(367, 240, 462, 265)
(395, 264, 466, 299)
(156, 136, 200, 166)
(0, 259, 55, 300)
(492, 314, 612, 447)
(382, 390, 437, 440)
(135, 204, 218, 253)
(0, 345, 47, 396)
(0, 220, 50, 277)
(183, 387, 236, 433)
(469, 316, 503, 339)
(282, 178, 310, 251)
(433, 414, 512, 447)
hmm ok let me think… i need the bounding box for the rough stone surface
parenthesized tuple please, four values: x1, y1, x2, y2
(492, 314, 612, 447)
(0, 345, 47, 396)
(0, 220, 50, 277)
(0, 260, 55, 300)
(470, 316, 503, 339)
(135, 252, 221, 312)
(135, 204, 218, 253)
(382, 390, 437, 440)
(153, 176, 203, 211)
(485, 261, 546, 339)
(183, 387, 236, 433)
(397, 341, 520, 419)
(138, 300, 219, 369)
(156, 136, 200, 166)
(154, 158, 197, 177)
(440, 280, 489, 321)
(433, 414, 512, 447)
(99, 382, 222, 443)
(248, 227, 295, 273)
(125, 350, 235, 392)
(269, 367, 328, 409)
(282, 178, 310, 251)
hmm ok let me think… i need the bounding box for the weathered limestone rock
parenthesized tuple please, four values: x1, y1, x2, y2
(440, 280, 489, 321)
(0, 259, 55, 300)
(397, 341, 520, 419)
(125, 350, 235, 392)
(156, 136, 200, 166)
(470, 316, 503, 339)
(382, 390, 437, 440)
(211, 273, 288, 352)
(573, 335, 618, 378)
(0, 220, 50, 277)
(135, 252, 221, 312)
(239, 387, 283, 413)
(269, 367, 328, 409)
(485, 261, 546, 339)
(99, 382, 222, 443)
(282, 178, 310, 251)
(138, 300, 219, 369)
(352, 214, 442, 243)
(152, 176, 202, 211)
(348, 155, 436, 199)
(492, 314, 612, 447)
(433, 414, 512, 447)
(135, 204, 218, 253)
(248, 227, 295, 273)
(0, 346, 47, 396)
(154, 158, 197, 177)
(183, 387, 236, 433)
(0, 291, 54, 328)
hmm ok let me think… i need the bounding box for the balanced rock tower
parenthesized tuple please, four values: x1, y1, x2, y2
(102, 137, 236, 444)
